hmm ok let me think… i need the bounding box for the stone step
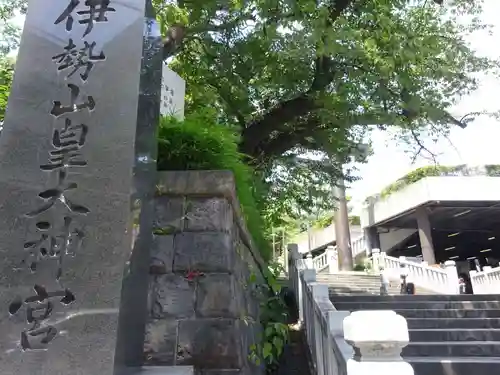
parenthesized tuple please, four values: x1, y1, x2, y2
(331, 301, 500, 310)
(329, 294, 500, 302)
(402, 341, 500, 357)
(317, 277, 381, 282)
(328, 285, 400, 291)
(395, 309, 500, 319)
(409, 328, 500, 342)
(408, 357, 500, 375)
(407, 318, 500, 329)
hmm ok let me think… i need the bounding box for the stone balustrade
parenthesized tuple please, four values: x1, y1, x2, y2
(470, 265, 500, 294)
(289, 245, 414, 375)
(376, 251, 459, 294)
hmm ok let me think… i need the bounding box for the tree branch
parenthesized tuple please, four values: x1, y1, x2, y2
(240, 0, 356, 158)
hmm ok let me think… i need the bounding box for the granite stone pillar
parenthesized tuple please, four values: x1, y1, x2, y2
(0, 0, 162, 374)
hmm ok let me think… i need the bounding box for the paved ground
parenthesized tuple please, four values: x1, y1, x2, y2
(273, 287, 312, 375)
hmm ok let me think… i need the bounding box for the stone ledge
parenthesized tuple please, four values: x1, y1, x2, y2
(121, 366, 194, 375)
(156, 171, 266, 274)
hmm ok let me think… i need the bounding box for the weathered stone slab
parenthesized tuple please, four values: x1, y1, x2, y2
(154, 196, 185, 233)
(173, 232, 233, 273)
(195, 274, 237, 318)
(151, 235, 175, 274)
(149, 274, 195, 319)
(0, 0, 162, 373)
(185, 198, 232, 232)
(144, 319, 178, 365)
(177, 319, 241, 369)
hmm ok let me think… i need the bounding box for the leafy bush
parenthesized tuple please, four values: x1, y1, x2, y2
(353, 263, 365, 271)
(248, 263, 289, 374)
(157, 111, 271, 260)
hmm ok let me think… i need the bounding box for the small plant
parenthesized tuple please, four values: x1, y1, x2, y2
(248, 262, 290, 374)
(353, 263, 365, 271)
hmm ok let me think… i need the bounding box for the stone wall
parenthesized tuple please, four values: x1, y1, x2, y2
(144, 171, 266, 375)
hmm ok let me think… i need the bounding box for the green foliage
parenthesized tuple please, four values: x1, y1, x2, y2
(248, 263, 289, 372)
(485, 165, 500, 177)
(378, 165, 461, 198)
(154, 0, 499, 222)
(353, 258, 372, 272)
(353, 263, 365, 272)
(157, 111, 271, 260)
(0, 0, 27, 56)
(159, 0, 498, 163)
(0, 58, 13, 121)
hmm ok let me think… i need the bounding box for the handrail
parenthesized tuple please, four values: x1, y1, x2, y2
(308, 235, 366, 274)
(470, 266, 500, 294)
(313, 251, 329, 271)
(288, 243, 414, 375)
(379, 253, 457, 294)
(351, 235, 367, 257)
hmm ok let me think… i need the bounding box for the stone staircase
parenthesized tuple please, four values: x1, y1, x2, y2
(316, 272, 401, 295)
(329, 293, 500, 375)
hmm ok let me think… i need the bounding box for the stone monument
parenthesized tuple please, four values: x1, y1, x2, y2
(160, 63, 185, 120)
(0, 0, 162, 374)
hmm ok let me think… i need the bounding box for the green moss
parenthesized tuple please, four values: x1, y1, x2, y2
(157, 111, 271, 261)
(366, 164, 500, 203)
(153, 227, 176, 235)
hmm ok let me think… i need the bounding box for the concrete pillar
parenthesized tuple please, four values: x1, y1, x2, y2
(335, 179, 354, 271)
(364, 226, 381, 255)
(415, 207, 436, 265)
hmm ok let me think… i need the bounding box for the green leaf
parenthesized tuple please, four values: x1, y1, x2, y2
(263, 342, 273, 360)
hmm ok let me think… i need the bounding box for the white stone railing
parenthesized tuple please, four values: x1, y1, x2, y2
(470, 266, 500, 294)
(288, 244, 414, 375)
(313, 250, 329, 271)
(351, 235, 367, 257)
(376, 251, 458, 294)
(309, 235, 366, 274)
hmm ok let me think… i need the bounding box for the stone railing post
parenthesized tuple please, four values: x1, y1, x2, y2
(306, 252, 314, 269)
(300, 268, 316, 327)
(288, 243, 299, 268)
(444, 260, 460, 294)
(310, 283, 330, 375)
(343, 311, 414, 375)
(372, 248, 381, 272)
(379, 251, 387, 269)
(327, 245, 338, 274)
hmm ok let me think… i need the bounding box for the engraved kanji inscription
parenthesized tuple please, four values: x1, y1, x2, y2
(23, 217, 85, 279)
(53, 39, 105, 81)
(26, 169, 90, 218)
(8, 285, 76, 351)
(54, 0, 116, 37)
(40, 118, 88, 171)
(54, 0, 79, 32)
(51, 83, 95, 117)
(78, 0, 116, 37)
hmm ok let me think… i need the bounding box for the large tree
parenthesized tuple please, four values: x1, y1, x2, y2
(0, 0, 497, 222)
(158, 0, 497, 167)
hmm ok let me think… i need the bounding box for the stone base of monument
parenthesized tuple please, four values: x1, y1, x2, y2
(133, 366, 194, 375)
(145, 171, 266, 375)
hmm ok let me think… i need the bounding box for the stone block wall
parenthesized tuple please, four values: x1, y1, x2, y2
(144, 171, 266, 375)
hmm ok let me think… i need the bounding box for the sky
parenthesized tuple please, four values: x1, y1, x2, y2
(347, 0, 500, 212)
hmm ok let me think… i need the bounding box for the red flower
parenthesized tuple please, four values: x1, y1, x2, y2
(185, 270, 204, 281)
